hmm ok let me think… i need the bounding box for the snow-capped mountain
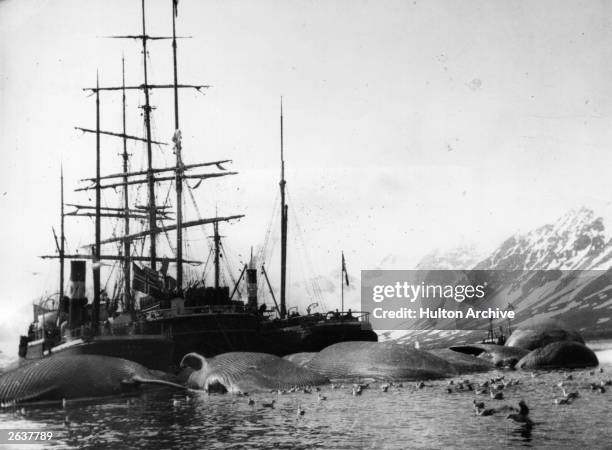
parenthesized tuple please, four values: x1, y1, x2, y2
(384, 208, 612, 348)
(475, 207, 612, 271)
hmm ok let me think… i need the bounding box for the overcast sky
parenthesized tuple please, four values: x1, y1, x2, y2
(2, 0, 612, 349)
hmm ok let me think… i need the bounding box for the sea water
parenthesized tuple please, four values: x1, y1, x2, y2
(0, 342, 611, 449)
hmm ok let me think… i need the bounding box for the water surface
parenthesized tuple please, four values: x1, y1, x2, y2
(1, 343, 611, 449)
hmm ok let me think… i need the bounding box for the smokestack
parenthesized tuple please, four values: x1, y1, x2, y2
(69, 260, 86, 327)
(246, 250, 257, 308)
(69, 260, 86, 299)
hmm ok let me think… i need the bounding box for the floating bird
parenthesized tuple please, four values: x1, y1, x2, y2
(172, 399, 180, 407)
(318, 393, 327, 401)
(297, 406, 305, 416)
(475, 388, 487, 395)
(490, 391, 503, 400)
(352, 386, 362, 396)
(262, 400, 275, 408)
(506, 400, 533, 426)
(560, 387, 579, 400)
(416, 381, 425, 389)
(476, 407, 495, 416)
(554, 397, 571, 405)
(473, 400, 485, 410)
(381, 384, 390, 393)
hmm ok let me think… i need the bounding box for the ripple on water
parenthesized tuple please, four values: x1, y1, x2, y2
(1, 344, 612, 449)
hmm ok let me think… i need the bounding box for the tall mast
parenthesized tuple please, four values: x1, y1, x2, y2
(341, 252, 344, 313)
(60, 163, 66, 323)
(279, 98, 287, 319)
(140, 0, 157, 270)
(121, 56, 132, 311)
(172, 0, 184, 292)
(213, 221, 220, 289)
(92, 72, 101, 330)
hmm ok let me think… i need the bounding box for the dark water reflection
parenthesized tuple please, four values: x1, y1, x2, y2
(1, 343, 611, 449)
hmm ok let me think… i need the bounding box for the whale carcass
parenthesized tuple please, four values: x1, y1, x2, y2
(0, 355, 185, 407)
(305, 342, 457, 381)
(179, 352, 329, 393)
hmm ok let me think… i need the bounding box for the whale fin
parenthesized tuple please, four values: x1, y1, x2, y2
(129, 376, 188, 391)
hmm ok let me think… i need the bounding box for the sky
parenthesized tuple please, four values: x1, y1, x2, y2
(2, 0, 612, 351)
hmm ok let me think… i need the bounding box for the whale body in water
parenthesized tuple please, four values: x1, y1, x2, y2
(0, 355, 185, 407)
(516, 341, 599, 370)
(179, 352, 329, 393)
(305, 342, 457, 381)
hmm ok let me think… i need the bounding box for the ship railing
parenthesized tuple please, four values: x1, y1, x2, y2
(322, 310, 371, 323)
(144, 303, 249, 320)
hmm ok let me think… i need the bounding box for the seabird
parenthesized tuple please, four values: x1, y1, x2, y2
(490, 391, 503, 400)
(473, 400, 485, 410)
(506, 400, 533, 426)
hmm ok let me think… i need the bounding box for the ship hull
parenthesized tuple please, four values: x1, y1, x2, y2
(148, 312, 378, 363)
(23, 335, 174, 371)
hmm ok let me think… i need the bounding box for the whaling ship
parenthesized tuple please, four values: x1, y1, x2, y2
(19, 0, 377, 371)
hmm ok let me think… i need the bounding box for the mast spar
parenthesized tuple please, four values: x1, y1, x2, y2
(279, 98, 288, 319)
(213, 220, 221, 289)
(121, 56, 132, 311)
(92, 72, 101, 330)
(172, 0, 184, 292)
(60, 163, 66, 324)
(140, 0, 157, 271)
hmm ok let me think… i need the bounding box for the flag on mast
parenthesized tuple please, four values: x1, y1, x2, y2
(342, 251, 349, 286)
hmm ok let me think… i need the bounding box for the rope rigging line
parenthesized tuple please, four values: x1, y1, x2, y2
(285, 188, 328, 312)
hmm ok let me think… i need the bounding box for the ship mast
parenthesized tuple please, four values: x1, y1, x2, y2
(279, 98, 288, 319)
(172, 0, 184, 292)
(140, 0, 158, 271)
(213, 221, 221, 288)
(60, 164, 66, 322)
(92, 72, 101, 329)
(121, 57, 132, 311)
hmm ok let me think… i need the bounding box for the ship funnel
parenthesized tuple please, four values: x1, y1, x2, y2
(69, 260, 86, 299)
(246, 249, 257, 308)
(68, 260, 87, 327)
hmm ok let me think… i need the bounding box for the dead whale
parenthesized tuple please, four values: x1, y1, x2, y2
(305, 342, 457, 381)
(449, 344, 529, 368)
(427, 348, 495, 373)
(179, 352, 329, 393)
(516, 341, 599, 370)
(505, 318, 584, 351)
(0, 355, 185, 407)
